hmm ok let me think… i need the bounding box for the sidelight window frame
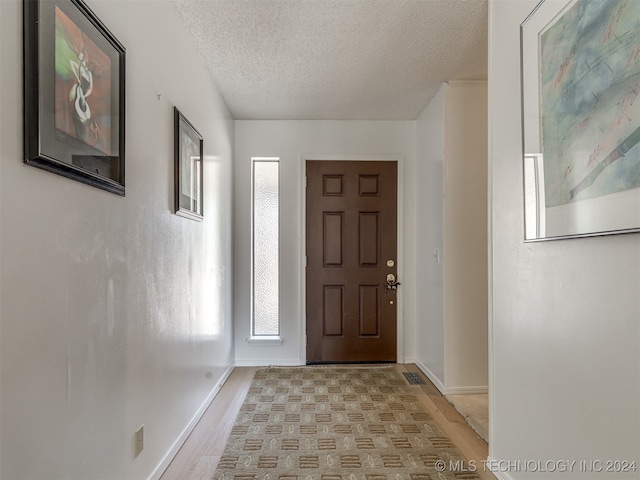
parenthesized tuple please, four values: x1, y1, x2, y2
(250, 157, 281, 340)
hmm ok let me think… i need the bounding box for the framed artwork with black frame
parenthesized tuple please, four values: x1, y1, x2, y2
(174, 107, 203, 221)
(24, 0, 126, 196)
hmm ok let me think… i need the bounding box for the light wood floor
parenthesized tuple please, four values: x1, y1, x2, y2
(160, 364, 495, 480)
(447, 393, 489, 442)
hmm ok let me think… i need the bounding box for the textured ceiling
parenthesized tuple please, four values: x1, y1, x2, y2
(171, 0, 488, 120)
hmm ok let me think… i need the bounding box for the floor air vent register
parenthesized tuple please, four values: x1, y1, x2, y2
(403, 371, 426, 385)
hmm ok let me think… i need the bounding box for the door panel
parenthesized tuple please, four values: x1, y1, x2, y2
(323, 286, 344, 336)
(359, 285, 380, 336)
(306, 160, 398, 363)
(359, 212, 379, 266)
(323, 213, 344, 266)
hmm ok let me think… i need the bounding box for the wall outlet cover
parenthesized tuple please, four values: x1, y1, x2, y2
(134, 425, 144, 458)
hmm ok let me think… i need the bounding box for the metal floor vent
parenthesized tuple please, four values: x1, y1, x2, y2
(403, 372, 426, 385)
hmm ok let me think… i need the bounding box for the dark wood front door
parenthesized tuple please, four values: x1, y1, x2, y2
(306, 160, 398, 363)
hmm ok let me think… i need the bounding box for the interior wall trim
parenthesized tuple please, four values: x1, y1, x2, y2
(487, 0, 497, 456)
(484, 457, 515, 480)
(150, 363, 235, 480)
(444, 386, 489, 395)
(234, 359, 304, 367)
(415, 359, 446, 395)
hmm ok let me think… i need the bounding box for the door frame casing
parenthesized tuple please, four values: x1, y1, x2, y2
(300, 154, 405, 364)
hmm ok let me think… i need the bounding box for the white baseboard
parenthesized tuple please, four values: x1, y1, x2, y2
(414, 360, 446, 394)
(484, 457, 515, 480)
(150, 363, 235, 480)
(234, 359, 303, 367)
(402, 360, 488, 395)
(445, 385, 489, 395)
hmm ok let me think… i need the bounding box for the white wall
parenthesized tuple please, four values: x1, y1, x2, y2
(415, 83, 488, 394)
(444, 82, 488, 393)
(234, 121, 417, 365)
(415, 86, 445, 387)
(0, 1, 235, 479)
(489, 1, 640, 478)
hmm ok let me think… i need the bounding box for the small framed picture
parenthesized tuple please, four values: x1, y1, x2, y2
(174, 107, 203, 221)
(24, 0, 126, 195)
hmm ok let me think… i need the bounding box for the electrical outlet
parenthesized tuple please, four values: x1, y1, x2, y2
(134, 425, 144, 458)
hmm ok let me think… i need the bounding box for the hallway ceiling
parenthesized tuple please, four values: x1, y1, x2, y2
(171, 0, 488, 120)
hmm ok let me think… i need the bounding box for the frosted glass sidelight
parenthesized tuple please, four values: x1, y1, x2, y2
(252, 160, 279, 336)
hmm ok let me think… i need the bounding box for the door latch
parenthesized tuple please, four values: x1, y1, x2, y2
(385, 273, 401, 292)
